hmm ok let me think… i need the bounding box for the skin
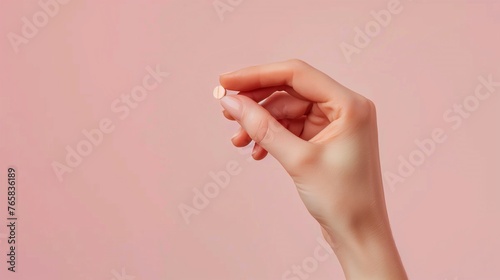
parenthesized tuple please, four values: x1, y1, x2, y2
(218, 59, 408, 280)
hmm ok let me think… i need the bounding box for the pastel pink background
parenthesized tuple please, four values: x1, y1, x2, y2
(1, 0, 499, 279)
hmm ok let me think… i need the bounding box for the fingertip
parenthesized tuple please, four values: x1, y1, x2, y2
(219, 70, 233, 77)
(252, 144, 268, 161)
(253, 151, 268, 161)
(222, 109, 235, 120)
(219, 71, 234, 88)
(218, 74, 226, 86)
(231, 128, 252, 147)
(219, 70, 244, 91)
(219, 95, 243, 120)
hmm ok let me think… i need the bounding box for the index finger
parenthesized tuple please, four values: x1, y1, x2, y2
(219, 59, 352, 104)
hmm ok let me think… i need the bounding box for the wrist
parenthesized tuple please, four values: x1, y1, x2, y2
(322, 197, 407, 279)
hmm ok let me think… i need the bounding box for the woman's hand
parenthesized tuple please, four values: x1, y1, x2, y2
(218, 59, 407, 280)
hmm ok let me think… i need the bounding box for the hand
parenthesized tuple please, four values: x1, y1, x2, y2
(218, 59, 407, 279)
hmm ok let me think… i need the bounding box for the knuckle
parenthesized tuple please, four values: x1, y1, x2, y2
(343, 96, 376, 125)
(251, 116, 272, 145)
(287, 58, 309, 70)
(285, 59, 310, 85)
(286, 145, 321, 176)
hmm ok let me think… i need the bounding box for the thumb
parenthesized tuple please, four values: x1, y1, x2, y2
(220, 95, 311, 167)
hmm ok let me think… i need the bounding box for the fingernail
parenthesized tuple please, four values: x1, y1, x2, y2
(220, 96, 242, 120)
(219, 71, 233, 76)
(231, 131, 239, 140)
